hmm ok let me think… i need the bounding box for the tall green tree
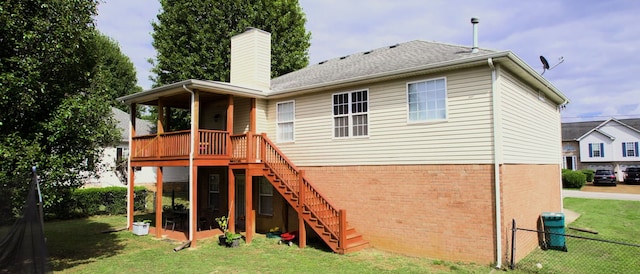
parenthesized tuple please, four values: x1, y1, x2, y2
(149, 0, 311, 129)
(91, 32, 143, 113)
(0, 0, 128, 220)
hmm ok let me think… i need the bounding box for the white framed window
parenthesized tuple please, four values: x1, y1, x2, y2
(332, 90, 368, 138)
(623, 142, 638, 157)
(208, 174, 220, 209)
(258, 178, 273, 216)
(276, 101, 295, 142)
(589, 143, 604, 158)
(407, 77, 447, 122)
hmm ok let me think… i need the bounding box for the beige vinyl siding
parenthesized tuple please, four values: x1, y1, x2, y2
(255, 98, 269, 134)
(232, 97, 269, 134)
(233, 97, 251, 134)
(230, 29, 271, 91)
(498, 68, 562, 164)
(266, 67, 495, 166)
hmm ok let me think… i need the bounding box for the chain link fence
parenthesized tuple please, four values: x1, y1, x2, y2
(510, 219, 640, 273)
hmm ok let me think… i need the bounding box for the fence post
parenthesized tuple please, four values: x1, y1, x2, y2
(510, 219, 516, 269)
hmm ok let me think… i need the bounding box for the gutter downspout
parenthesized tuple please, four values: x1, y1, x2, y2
(182, 85, 195, 242)
(488, 58, 503, 268)
(559, 100, 568, 212)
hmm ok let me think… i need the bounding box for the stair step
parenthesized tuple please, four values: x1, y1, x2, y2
(343, 240, 369, 254)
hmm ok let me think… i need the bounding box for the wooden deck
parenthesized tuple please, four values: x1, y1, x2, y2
(131, 129, 231, 163)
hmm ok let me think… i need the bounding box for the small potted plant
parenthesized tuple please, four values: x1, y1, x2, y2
(215, 216, 242, 247)
(132, 219, 151, 236)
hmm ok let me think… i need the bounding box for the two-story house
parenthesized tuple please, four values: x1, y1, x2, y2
(118, 27, 568, 265)
(562, 118, 640, 181)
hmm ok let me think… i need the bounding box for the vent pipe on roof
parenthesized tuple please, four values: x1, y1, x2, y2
(471, 17, 479, 53)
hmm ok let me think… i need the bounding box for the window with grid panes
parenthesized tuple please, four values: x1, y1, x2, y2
(333, 90, 368, 137)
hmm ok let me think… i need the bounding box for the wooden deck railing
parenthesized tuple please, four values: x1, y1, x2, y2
(131, 129, 228, 159)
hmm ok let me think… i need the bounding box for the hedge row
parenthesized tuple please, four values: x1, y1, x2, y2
(47, 186, 148, 219)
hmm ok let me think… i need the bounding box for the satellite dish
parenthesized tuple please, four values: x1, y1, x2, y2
(540, 55, 564, 75)
(540, 56, 550, 70)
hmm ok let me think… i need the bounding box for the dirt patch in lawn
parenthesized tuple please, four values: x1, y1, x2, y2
(582, 183, 640, 194)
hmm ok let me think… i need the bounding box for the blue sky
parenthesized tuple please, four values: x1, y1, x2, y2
(95, 0, 640, 122)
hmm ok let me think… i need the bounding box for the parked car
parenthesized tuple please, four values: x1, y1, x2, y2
(624, 167, 640, 184)
(593, 169, 617, 186)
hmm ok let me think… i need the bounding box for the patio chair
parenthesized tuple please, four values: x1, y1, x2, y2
(164, 216, 176, 231)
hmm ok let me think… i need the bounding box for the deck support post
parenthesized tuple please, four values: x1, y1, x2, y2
(245, 168, 254, 243)
(155, 166, 163, 238)
(228, 167, 236, 232)
(298, 170, 306, 249)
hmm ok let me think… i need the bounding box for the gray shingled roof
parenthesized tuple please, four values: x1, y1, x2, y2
(271, 40, 498, 92)
(111, 107, 154, 142)
(562, 118, 640, 141)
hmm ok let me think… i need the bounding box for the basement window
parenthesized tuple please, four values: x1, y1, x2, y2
(258, 178, 273, 216)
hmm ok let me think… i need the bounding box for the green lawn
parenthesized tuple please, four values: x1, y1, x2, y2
(514, 198, 640, 273)
(8, 198, 638, 273)
(43, 215, 489, 273)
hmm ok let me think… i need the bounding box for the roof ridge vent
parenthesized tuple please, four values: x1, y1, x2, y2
(318, 60, 327, 65)
(339, 55, 349, 60)
(389, 44, 399, 49)
(363, 50, 373, 55)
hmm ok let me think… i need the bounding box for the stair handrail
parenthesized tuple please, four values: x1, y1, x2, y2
(255, 133, 343, 243)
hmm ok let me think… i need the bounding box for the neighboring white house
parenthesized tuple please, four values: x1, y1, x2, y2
(84, 107, 157, 187)
(571, 118, 640, 181)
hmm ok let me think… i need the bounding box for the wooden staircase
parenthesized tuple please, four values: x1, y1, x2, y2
(252, 134, 369, 254)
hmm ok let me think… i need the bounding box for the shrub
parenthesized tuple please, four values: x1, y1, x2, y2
(563, 170, 586, 189)
(47, 186, 148, 219)
(579, 169, 595, 182)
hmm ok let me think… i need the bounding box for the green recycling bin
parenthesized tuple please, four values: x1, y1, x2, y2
(541, 212, 567, 251)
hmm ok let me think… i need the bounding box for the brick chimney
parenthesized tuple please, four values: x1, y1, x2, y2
(230, 28, 271, 91)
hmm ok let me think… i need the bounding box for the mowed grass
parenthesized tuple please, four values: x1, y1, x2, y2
(42, 215, 489, 273)
(515, 198, 640, 273)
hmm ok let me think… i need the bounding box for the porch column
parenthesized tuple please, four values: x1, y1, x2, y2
(245, 168, 254, 243)
(127, 103, 136, 230)
(155, 166, 163, 238)
(228, 168, 235, 232)
(250, 98, 256, 132)
(226, 95, 234, 156)
(157, 100, 165, 134)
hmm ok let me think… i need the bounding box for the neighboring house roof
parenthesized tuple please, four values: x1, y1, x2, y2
(562, 118, 640, 141)
(112, 107, 154, 142)
(271, 40, 496, 92)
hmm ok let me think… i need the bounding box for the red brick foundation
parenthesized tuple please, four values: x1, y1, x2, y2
(302, 163, 561, 264)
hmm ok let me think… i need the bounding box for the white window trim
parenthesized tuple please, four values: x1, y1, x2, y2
(276, 100, 295, 143)
(406, 77, 448, 124)
(624, 142, 637, 157)
(331, 89, 370, 139)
